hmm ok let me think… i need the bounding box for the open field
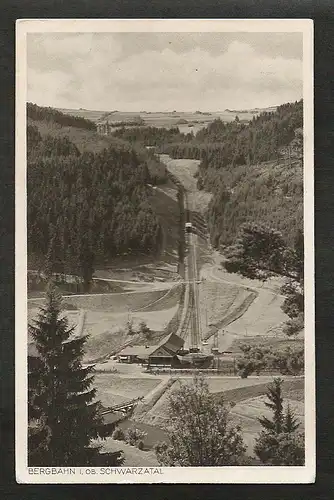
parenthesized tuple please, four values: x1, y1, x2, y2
(28, 117, 125, 155)
(232, 396, 304, 428)
(140, 284, 182, 312)
(56, 108, 268, 131)
(138, 375, 303, 428)
(95, 374, 303, 461)
(200, 255, 290, 345)
(29, 306, 178, 362)
(198, 282, 252, 333)
(135, 375, 304, 456)
(28, 284, 182, 362)
(28, 288, 171, 312)
(56, 107, 108, 122)
(82, 307, 178, 362)
(223, 292, 287, 338)
(229, 380, 305, 453)
(200, 285, 257, 344)
(94, 374, 162, 408)
(214, 377, 304, 404)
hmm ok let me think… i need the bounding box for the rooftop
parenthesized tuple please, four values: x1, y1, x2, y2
(118, 332, 184, 359)
(118, 345, 157, 358)
(161, 332, 184, 353)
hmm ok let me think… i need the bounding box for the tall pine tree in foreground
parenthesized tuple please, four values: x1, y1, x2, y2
(28, 284, 123, 466)
(254, 378, 304, 465)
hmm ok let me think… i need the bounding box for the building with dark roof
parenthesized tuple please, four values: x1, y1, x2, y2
(148, 332, 184, 367)
(117, 332, 185, 367)
(118, 345, 157, 364)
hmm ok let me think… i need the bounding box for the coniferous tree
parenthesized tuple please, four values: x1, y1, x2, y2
(284, 403, 300, 434)
(258, 378, 285, 435)
(44, 236, 55, 280)
(27, 131, 164, 276)
(28, 284, 123, 466)
(254, 378, 304, 465)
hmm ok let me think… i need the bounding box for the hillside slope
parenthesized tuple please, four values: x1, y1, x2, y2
(104, 100, 303, 249)
(27, 104, 181, 279)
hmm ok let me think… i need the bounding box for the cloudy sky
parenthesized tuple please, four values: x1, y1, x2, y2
(27, 32, 303, 112)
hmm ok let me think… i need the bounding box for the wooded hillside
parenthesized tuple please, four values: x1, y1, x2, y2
(27, 102, 97, 131)
(27, 105, 171, 286)
(197, 101, 303, 248)
(114, 100, 303, 248)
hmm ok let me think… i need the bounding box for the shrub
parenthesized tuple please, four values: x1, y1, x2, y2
(124, 427, 147, 447)
(112, 427, 125, 441)
(237, 343, 304, 377)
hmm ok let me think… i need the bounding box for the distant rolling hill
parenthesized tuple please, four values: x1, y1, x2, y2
(27, 115, 127, 155)
(53, 107, 278, 131)
(56, 107, 109, 122)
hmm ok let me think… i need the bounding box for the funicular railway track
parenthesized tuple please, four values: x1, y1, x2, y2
(179, 282, 194, 340)
(179, 191, 202, 350)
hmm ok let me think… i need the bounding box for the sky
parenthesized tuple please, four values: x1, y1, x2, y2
(27, 32, 303, 112)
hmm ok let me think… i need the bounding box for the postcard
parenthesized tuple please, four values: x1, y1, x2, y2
(16, 18, 314, 483)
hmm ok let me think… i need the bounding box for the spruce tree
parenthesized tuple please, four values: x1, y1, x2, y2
(283, 403, 300, 434)
(258, 377, 284, 435)
(28, 284, 123, 466)
(254, 378, 304, 465)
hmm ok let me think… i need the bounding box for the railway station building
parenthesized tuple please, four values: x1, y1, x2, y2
(118, 345, 157, 364)
(118, 332, 185, 367)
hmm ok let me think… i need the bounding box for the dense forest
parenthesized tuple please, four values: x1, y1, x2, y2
(113, 101, 302, 165)
(113, 125, 192, 146)
(197, 101, 303, 248)
(27, 102, 97, 131)
(27, 121, 164, 287)
(112, 100, 303, 247)
(27, 100, 303, 285)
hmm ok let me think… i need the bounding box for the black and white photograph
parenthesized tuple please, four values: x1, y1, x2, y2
(16, 19, 314, 483)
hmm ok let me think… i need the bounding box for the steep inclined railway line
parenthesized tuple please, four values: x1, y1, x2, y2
(180, 190, 202, 350)
(162, 154, 273, 354)
(158, 154, 208, 351)
(189, 232, 201, 349)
